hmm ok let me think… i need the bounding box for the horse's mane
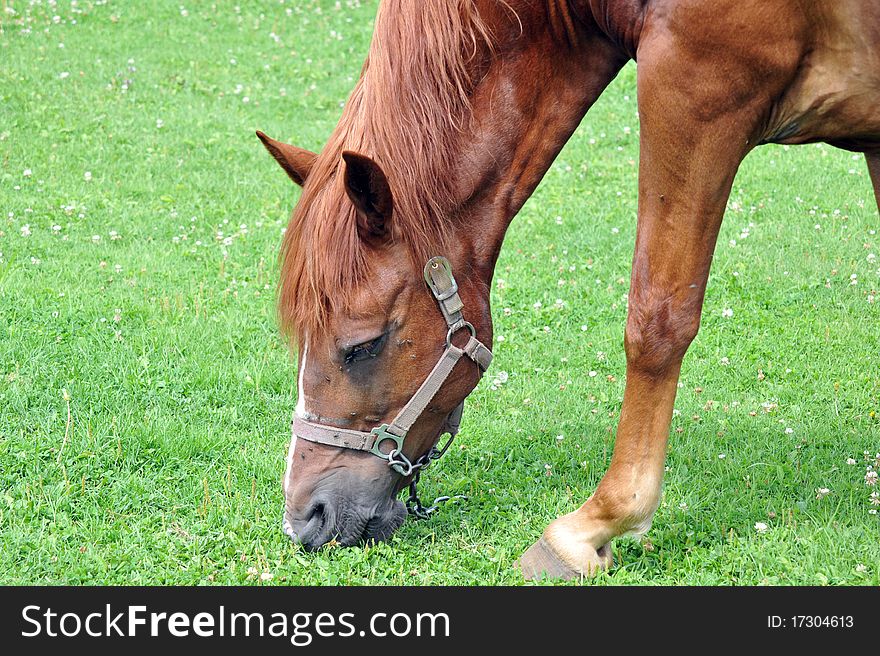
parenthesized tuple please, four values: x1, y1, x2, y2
(278, 0, 494, 339)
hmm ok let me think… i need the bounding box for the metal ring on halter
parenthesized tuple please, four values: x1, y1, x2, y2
(386, 449, 414, 477)
(446, 321, 476, 348)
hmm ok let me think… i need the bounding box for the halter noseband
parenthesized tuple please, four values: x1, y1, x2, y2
(291, 256, 493, 489)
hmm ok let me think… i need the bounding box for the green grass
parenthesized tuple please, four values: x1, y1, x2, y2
(1, 0, 879, 586)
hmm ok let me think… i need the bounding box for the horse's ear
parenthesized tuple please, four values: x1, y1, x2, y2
(256, 130, 317, 187)
(342, 151, 393, 245)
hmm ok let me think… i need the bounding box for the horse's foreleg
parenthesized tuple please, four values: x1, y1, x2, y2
(867, 152, 880, 213)
(517, 48, 777, 580)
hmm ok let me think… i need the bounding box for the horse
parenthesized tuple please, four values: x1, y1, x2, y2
(257, 0, 880, 579)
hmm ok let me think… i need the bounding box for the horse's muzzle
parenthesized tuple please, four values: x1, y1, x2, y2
(283, 493, 407, 550)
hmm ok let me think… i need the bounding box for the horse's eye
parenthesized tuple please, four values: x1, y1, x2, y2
(343, 334, 386, 365)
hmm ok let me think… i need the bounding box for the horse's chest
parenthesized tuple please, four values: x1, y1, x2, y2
(769, 9, 880, 149)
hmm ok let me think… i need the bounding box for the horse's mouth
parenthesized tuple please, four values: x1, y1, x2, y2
(283, 498, 406, 550)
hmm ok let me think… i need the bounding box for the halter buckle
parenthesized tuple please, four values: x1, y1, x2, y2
(368, 424, 405, 459)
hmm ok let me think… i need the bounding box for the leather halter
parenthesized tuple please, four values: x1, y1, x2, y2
(291, 256, 493, 478)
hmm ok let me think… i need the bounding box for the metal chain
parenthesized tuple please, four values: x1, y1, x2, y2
(397, 433, 467, 520)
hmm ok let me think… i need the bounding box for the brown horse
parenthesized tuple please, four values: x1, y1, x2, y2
(258, 0, 880, 579)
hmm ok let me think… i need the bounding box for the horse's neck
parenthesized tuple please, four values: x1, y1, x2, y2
(449, 1, 628, 275)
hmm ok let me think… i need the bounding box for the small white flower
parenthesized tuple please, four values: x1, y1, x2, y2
(754, 522, 768, 533)
(532, 301, 542, 309)
(84, 171, 92, 181)
(20, 224, 31, 237)
(866, 470, 878, 486)
(588, 371, 597, 378)
(555, 435, 564, 443)
(847, 457, 857, 465)
(260, 572, 273, 581)
(489, 371, 508, 391)
(23, 168, 32, 177)
(718, 453, 726, 459)
(784, 427, 794, 434)
(91, 234, 101, 243)
(720, 357, 730, 366)
(722, 308, 734, 318)
(156, 118, 164, 129)
(815, 487, 830, 499)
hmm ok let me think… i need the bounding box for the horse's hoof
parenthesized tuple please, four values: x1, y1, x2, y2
(516, 535, 613, 580)
(516, 537, 582, 581)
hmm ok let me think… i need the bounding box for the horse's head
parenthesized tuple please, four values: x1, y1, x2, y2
(258, 132, 492, 550)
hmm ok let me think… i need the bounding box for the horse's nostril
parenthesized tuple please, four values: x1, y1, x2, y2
(308, 502, 326, 526)
(287, 498, 336, 550)
(302, 501, 327, 534)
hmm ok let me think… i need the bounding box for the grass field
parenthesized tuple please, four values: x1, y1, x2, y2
(2, 0, 879, 585)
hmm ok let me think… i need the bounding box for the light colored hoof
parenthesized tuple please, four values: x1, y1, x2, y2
(516, 537, 581, 580)
(516, 535, 613, 581)
(516, 537, 613, 580)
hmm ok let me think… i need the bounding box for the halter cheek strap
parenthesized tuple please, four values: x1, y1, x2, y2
(291, 256, 493, 478)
